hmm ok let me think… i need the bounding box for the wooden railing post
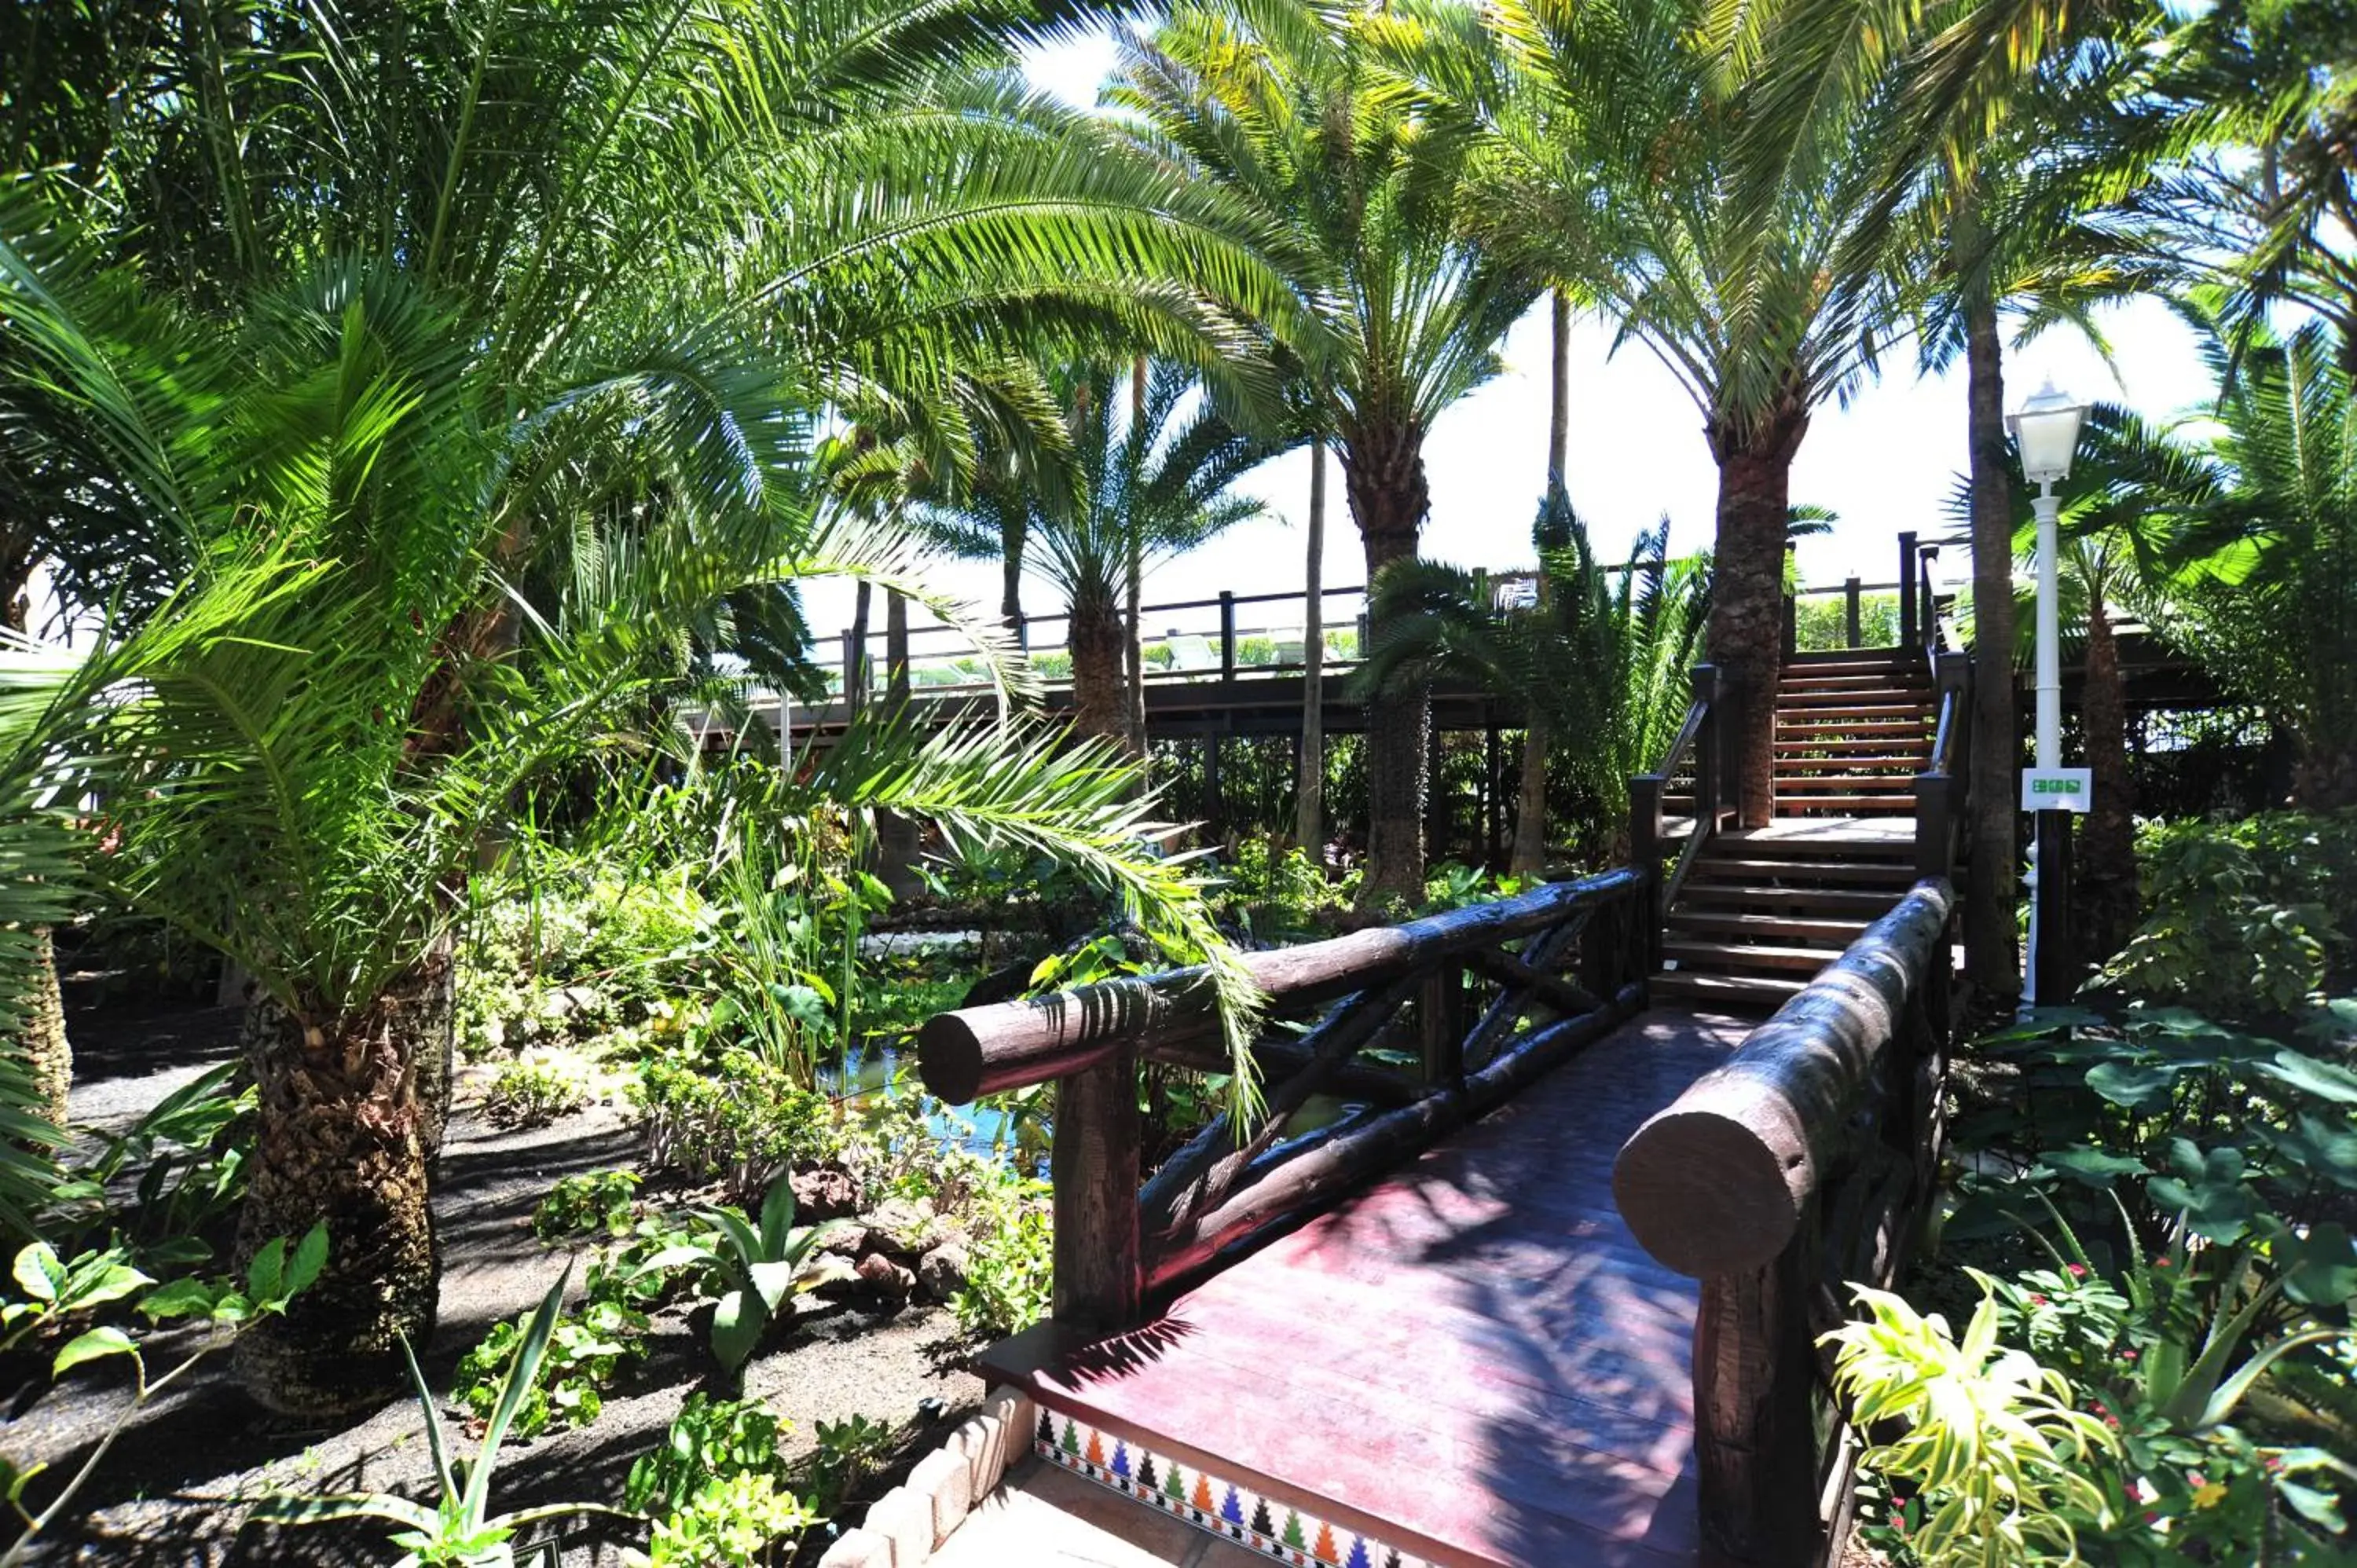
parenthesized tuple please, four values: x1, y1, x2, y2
(1629, 773, 1665, 970)
(1219, 590, 1237, 680)
(1694, 1237, 1824, 1566)
(1897, 530, 1919, 654)
(1420, 965, 1467, 1087)
(1843, 577, 1861, 649)
(1050, 1051, 1142, 1332)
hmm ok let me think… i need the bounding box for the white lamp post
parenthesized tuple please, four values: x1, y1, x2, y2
(2006, 376, 2088, 1006)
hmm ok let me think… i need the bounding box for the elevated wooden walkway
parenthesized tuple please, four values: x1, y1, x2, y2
(984, 1008, 1751, 1568)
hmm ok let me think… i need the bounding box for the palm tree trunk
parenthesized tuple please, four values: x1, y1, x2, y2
(18, 930, 69, 1130)
(846, 581, 872, 717)
(1511, 716, 1549, 877)
(1295, 438, 1327, 854)
(233, 956, 451, 1416)
(1963, 291, 2022, 1002)
(2077, 595, 2137, 962)
(878, 590, 922, 895)
(1343, 421, 1433, 905)
(1549, 290, 1571, 492)
(1706, 405, 1809, 828)
(1000, 518, 1026, 637)
(1127, 359, 1148, 752)
(1068, 588, 1129, 744)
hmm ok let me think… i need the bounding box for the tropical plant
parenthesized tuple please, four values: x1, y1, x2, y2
(636, 1174, 855, 1377)
(1459, 0, 2050, 826)
(2, 1225, 324, 1567)
(2073, 314, 2357, 808)
(533, 1171, 643, 1244)
(923, 361, 1276, 741)
(1113, 2, 1542, 899)
(1358, 497, 1706, 872)
(1826, 1284, 2123, 1566)
(253, 1267, 627, 1568)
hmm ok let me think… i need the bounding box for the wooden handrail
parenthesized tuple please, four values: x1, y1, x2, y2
(1611, 878, 1955, 1566)
(914, 867, 1650, 1330)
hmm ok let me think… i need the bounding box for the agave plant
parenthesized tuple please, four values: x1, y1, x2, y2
(640, 1175, 857, 1376)
(254, 1266, 627, 1568)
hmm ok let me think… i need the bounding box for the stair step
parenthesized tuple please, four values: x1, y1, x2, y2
(1679, 883, 1902, 914)
(1777, 773, 1923, 790)
(1776, 691, 1936, 713)
(1717, 830, 1916, 860)
(1666, 910, 1876, 943)
(1664, 938, 1849, 974)
(1691, 856, 1919, 885)
(1785, 648, 1912, 668)
(1776, 714, 1934, 732)
(1778, 672, 1931, 692)
(1775, 737, 1934, 754)
(1775, 795, 1920, 812)
(1652, 970, 1810, 1008)
(1776, 760, 1923, 778)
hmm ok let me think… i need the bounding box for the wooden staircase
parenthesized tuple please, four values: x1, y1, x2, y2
(1654, 649, 1934, 1009)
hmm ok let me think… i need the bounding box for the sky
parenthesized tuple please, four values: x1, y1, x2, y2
(830, 28, 2219, 650)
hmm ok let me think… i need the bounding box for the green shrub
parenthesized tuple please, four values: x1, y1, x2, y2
(808, 1413, 896, 1516)
(951, 1172, 1052, 1339)
(533, 1170, 641, 1243)
(638, 1472, 818, 1567)
(626, 1394, 790, 1516)
(453, 1295, 644, 1438)
(2102, 811, 2357, 1019)
(1827, 1284, 2121, 1566)
(636, 1052, 837, 1203)
(483, 1051, 593, 1128)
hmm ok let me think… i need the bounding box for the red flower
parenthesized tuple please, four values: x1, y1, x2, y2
(2066, 1262, 2088, 1278)
(2154, 1257, 2172, 1268)
(2030, 1292, 2049, 1306)
(2106, 1416, 2123, 1429)
(2123, 1348, 2139, 1361)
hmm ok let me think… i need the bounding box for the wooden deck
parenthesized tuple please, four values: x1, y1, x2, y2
(983, 1007, 1754, 1568)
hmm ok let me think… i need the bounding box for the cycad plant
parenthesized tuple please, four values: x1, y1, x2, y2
(922, 362, 1276, 742)
(1358, 493, 1706, 874)
(1112, 1, 1542, 899)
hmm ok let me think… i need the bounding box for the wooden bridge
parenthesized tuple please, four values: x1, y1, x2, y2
(895, 612, 1971, 1566)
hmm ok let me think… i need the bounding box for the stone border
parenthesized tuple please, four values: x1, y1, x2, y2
(816, 1386, 1035, 1568)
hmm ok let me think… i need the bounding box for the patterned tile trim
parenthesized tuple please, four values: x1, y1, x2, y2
(1032, 1405, 1432, 1568)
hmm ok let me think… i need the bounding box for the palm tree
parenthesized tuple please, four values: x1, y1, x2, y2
(0, 0, 1305, 1415)
(2066, 319, 2357, 810)
(1907, 27, 2172, 998)
(1112, 1, 1542, 900)
(1466, 0, 2076, 826)
(1358, 499, 1706, 874)
(925, 363, 1277, 742)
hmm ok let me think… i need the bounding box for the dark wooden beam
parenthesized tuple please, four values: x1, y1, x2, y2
(1611, 880, 1952, 1280)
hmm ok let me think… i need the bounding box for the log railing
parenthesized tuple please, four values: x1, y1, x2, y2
(1612, 879, 1955, 1566)
(915, 868, 1652, 1331)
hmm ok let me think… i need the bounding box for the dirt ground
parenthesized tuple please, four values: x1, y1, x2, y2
(7, 1005, 988, 1566)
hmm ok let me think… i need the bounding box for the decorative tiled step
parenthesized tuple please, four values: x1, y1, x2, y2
(1033, 1406, 1434, 1568)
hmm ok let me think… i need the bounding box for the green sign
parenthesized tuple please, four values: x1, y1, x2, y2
(2021, 768, 2093, 812)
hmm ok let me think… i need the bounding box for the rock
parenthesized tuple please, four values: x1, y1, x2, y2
(791, 1164, 861, 1222)
(916, 1242, 968, 1302)
(819, 1223, 865, 1258)
(862, 1196, 937, 1259)
(856, 1251, 917, 1299)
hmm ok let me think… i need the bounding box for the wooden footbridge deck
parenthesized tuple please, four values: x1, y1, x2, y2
(908, 632, 1970, 1566)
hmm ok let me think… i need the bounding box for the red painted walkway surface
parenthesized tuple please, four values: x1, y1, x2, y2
(984, 1007, 1753, 1568)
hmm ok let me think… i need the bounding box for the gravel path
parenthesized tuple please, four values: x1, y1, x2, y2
(8, 1013, 988, 1566)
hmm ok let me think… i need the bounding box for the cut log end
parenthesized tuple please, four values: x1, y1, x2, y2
(1613, 1108, 1803, 1278)
(915, 1013, 986, 1105)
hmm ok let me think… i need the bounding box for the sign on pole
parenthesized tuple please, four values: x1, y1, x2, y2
(2021, 768, 2092, 812)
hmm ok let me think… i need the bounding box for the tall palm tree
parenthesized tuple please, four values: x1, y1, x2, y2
(1908, 26, 2171, 998)
(925, 363, 1277, 741)
(1468, 0, 2060, 826)
(1112, 0, 1542, 900)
